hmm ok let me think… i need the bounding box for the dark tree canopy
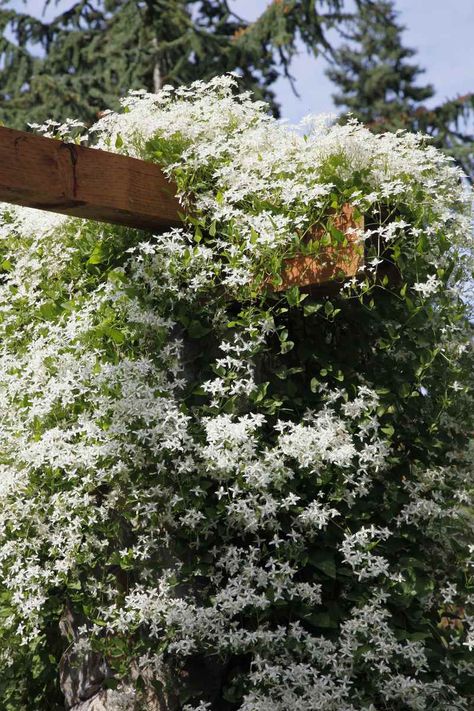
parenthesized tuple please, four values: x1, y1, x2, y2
(326, 0, 474, 178)
(0, 0, 355, 129)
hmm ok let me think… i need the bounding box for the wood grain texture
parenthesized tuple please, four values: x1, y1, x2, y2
(0, 126, 182, 231)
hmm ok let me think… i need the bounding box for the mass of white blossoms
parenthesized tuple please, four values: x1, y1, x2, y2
(0, 76, 473, 709)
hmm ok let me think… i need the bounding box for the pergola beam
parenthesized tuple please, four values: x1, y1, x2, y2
(0, 126, 182, 231)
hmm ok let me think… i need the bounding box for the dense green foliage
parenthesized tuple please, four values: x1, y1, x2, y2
(326, 0, 474, 178)
(0, 78, 473, 709)
(0, 0, 354, 128)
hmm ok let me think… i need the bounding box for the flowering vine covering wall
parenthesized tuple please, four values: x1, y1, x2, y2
(0, 76, 473, 710)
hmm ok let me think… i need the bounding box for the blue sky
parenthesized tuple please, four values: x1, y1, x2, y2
(234, 0, 474, 121)
(10, 0, 474, 122)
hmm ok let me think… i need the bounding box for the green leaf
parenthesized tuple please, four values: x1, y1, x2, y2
(87, 242, 108, 265)
(304, 302, 322, 316)
(324, 301, 334, 316)
(188, 320, 210, 338)
(38, 302, 60, 320)
(309, 551, 337, 578)
(286, 286, 298, 306)
(305, 612, 338, 628)
(252, 382, 269, 403)
(329, 224, 345, 244)
(104, 326, 125, 344)
(280, 340, 294, 354)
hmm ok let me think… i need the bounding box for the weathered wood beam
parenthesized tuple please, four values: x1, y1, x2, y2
(0, 126, 182, 231)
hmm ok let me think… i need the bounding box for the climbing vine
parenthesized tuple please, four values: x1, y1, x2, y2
(0, 76, 473, 709)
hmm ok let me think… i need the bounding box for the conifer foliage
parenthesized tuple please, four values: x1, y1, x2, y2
(0, 0, 351, 128)
(326, 0, 474, 177)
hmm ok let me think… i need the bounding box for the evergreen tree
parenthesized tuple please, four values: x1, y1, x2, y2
(326, 0, 474, 177)
(0, 0, 355, 129)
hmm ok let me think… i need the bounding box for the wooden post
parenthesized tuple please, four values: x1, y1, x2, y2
(0, 126, 181, 231)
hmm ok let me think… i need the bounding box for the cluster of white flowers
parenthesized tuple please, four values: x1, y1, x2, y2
(0, 76, 473, 708)
(79, 75, 471, 298)
(412, 274, 442, 298)
(340, 525, 392, 580)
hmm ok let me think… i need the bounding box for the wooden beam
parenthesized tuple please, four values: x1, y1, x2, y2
(0, 126, 181, 231)
(274, 204, 364, 291)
